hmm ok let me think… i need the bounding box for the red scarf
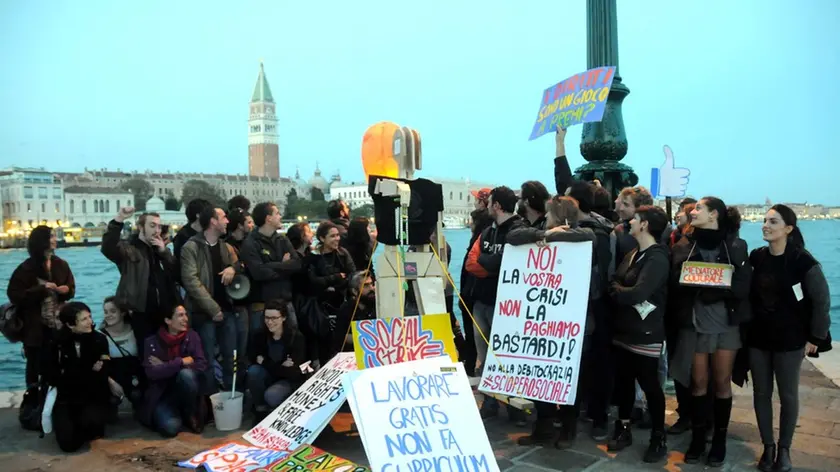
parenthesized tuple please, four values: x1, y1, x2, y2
(158, 327, 187, 359)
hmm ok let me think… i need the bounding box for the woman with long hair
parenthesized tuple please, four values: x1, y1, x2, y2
(307, 221, 356, 363)
(746, 204, 830, 472)
(669, 197, 752, 467)
(7, 226, 76, 389)
(346, 217, 376, 276)
(100, 296, 144, 416)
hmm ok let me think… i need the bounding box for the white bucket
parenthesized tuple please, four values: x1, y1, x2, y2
(210, 391, 244, 431)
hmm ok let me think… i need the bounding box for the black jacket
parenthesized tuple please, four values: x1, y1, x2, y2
(746, 245, 832, 353)
(45, 330, 111, 405)
(247, 330, 308, 385)
(669, 233, 752, 330)
(466, 215, 527, 305)
(308, 247, 356, 310)
(610, 244, 670, 345)
(240, 230, 302, 302)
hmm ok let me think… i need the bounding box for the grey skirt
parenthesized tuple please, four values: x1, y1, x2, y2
(670, 326, 742, 387)
(695, 326, 742, 353)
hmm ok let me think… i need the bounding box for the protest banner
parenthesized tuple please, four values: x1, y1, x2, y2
(351, 313, 457, 369)
(479, 242, 592, 405)
(528, 66, 616, 140)
(178, 442, 288, 472)
(244, 352, 357, 451)
(344, 358, 499, 472)
(266, 444, 370, 472)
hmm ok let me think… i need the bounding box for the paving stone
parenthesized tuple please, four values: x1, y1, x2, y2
(517, 446, 600, 471)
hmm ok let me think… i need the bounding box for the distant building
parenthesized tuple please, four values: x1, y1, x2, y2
(248, 62, 280, 179)
(63, 186, 134, 228)
(0, 167, 64, 230)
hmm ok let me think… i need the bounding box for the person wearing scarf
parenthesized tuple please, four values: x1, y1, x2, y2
(668, 197, 752, 468)
(140, 305, 208, 437)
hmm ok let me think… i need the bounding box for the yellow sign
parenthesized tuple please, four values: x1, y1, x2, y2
(679, 261, 734, 288)
(351, 313, 458, 369)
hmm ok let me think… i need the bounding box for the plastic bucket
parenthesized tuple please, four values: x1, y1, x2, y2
(210, 391, 244, 431)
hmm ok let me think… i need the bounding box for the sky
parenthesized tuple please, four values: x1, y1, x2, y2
(1, 0, 839, 205)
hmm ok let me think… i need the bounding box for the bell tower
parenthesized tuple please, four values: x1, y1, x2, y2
(248, 62, 279, 179)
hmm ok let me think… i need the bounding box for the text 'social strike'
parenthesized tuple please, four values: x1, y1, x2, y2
(529, 66, 617, 140)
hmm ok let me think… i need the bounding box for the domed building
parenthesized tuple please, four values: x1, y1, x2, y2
(143, 196, 184, 227)
(308, 163, 330, 194)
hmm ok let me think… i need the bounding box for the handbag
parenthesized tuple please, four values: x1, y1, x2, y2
(0, 303, 24, 343)
(296, 296, 331, 340)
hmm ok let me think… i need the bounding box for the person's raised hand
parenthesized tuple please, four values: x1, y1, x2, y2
(116, 206, 135, 223)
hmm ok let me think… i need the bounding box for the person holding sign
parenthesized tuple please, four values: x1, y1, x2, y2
(745, 205, 831, 472)
(669, 197, 752, 467)
(506, 196, 601, 447)
(605, 206, 670, 463)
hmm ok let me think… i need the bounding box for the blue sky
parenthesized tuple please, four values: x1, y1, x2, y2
(1, 0, 838, 205)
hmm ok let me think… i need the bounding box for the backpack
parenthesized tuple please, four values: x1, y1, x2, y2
(0, 303, 24, 343)
(19, 383, 45, 433)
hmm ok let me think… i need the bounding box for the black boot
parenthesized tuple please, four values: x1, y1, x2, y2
(757, 444, 776, 472)
(684, 394, 708, 464)
(518, 418, 553, 446)
(706, 397, 732, 467)
(553, 416, 578, 449)
(643, 430, 668, 463)
(607, 420, 633, 452)
(774, 446, 792, 472)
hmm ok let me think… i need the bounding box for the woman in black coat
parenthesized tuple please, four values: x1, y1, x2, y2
(669, 197, 752, 467)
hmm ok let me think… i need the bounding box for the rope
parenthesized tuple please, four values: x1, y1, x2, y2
(338, 240, 378, 353)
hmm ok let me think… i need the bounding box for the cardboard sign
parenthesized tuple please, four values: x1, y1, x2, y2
(244, 353, 357, 451)
(650, 145, 690, 198)
(529, 66, 616, 140)
(344, 358, 499, 472)
(267, 444, 369, 472)
(351, 313, 457, 369)
(178, 442, 288, 472)
(679, 261, 734, 288)
(479, 242, 592, 405)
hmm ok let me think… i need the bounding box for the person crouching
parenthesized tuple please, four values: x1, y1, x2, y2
(247, 299, 308, 422)
(45, 302, 111, 452)
(140, 305, 208, 437)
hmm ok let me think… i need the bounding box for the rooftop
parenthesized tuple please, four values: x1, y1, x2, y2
(63, 185, 132, 195)
(251, 62, 274, 103)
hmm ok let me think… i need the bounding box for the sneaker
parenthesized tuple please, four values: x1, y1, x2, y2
(667, 417, 691, 435)
(517, 419, 553, 446)
(591, 420, 610, 441)
(643, 430, 668, 463)
(607, 420, 632, 452)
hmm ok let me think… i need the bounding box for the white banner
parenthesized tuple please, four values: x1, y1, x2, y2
(243, 352, 357, 451)
(478, 242, 592, 405)
(344, 358, 499, 472)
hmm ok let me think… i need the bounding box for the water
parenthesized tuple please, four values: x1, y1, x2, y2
(2, 221, 838, 390)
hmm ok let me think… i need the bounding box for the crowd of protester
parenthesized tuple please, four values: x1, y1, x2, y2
(6, 133, 832, 471)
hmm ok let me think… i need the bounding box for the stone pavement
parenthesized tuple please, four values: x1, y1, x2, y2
(1, 349, 840, 472)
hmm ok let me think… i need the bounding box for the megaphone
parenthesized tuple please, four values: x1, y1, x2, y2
(225, 274, 251, 301)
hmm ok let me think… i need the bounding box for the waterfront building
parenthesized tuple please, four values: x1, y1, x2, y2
(0, 167, 64, 231)
(62, 186, 134, 228)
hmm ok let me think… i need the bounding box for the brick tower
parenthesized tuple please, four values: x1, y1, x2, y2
(248, 62, 279, 178)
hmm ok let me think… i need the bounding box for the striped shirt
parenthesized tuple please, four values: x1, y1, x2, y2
(613, 340, 663, 358)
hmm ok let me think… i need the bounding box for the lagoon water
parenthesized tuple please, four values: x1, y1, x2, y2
(1, 222, 838, 390)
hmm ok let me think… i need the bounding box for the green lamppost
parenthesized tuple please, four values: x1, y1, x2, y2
(576, 0, 638, 199)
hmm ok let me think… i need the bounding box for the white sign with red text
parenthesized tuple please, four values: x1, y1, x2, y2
(478, 242, 592, 405)
(243, 352, 357, 451)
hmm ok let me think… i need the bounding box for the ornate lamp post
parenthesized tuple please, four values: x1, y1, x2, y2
(576, 0, 638, 199)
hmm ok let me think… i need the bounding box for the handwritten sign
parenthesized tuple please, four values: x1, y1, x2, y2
(344, 358, 499, 472)
(650, 145, 691, 198)
(244, 353, 357, 451)
(679, 262, 734, 288)
(351, 314, 457, 369)
(267, 444, 369, 472)
(528, 66, 616, 140)
(178, 442, 288, 472)
(479, 242, 592, 405)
